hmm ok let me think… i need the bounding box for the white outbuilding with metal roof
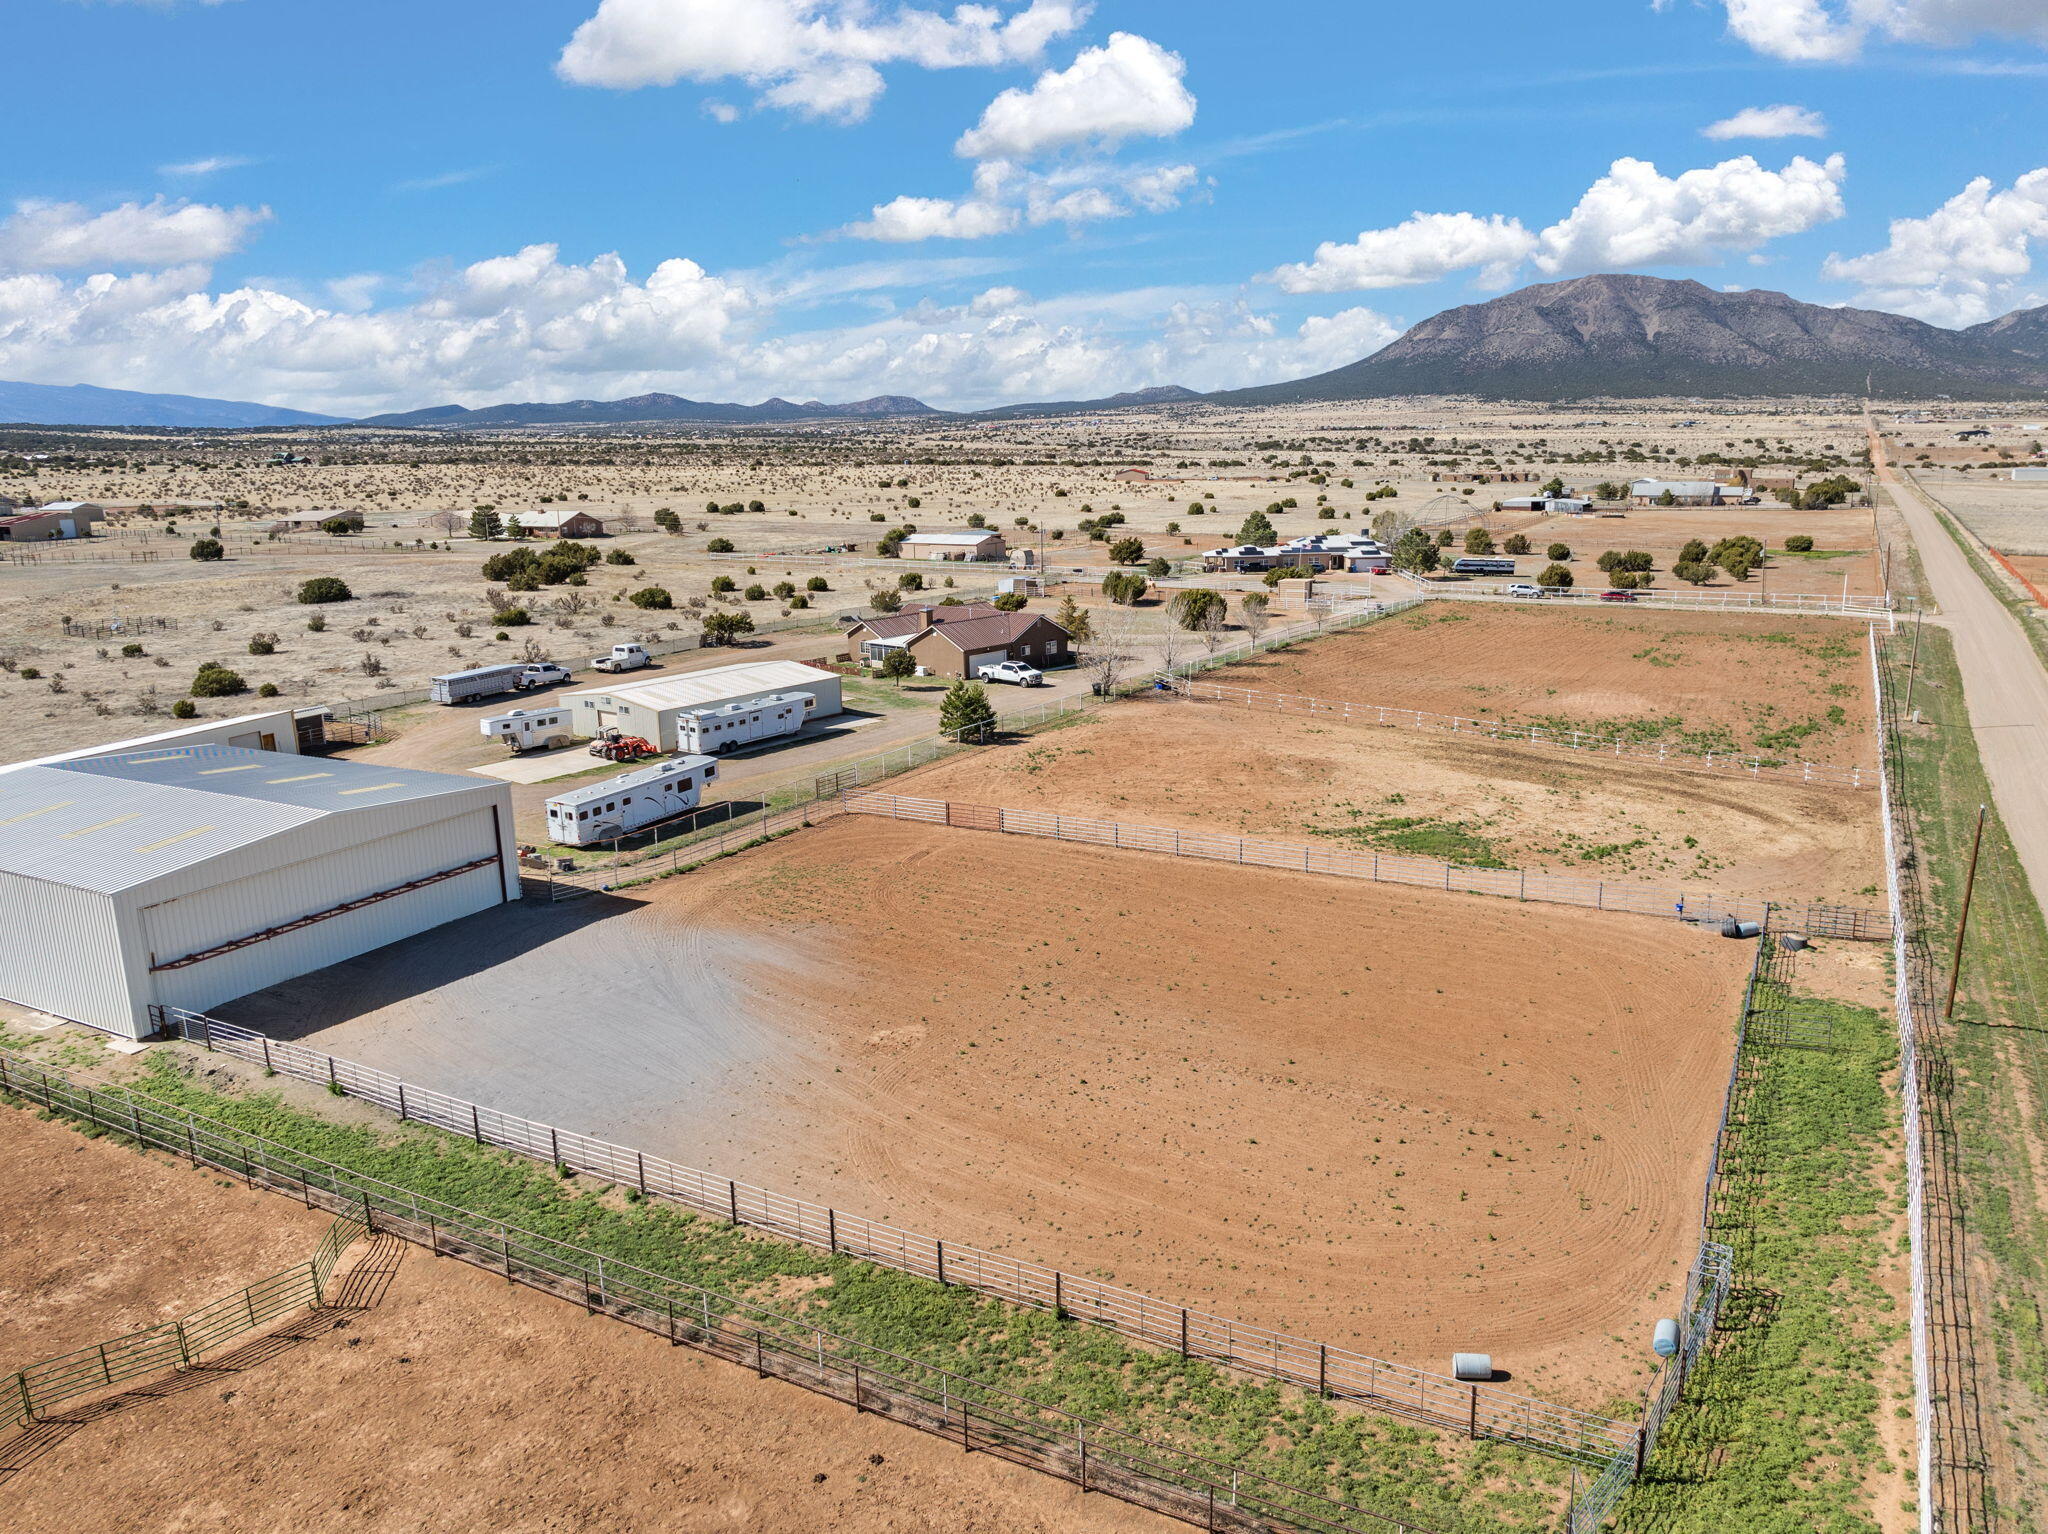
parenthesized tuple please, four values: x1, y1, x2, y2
(0, 745, 519, 1040)
(564, 660, 842, 751)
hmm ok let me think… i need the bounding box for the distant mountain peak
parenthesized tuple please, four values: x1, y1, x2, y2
(0, 378, 342, 429)
(1215, 274, 2048, 403)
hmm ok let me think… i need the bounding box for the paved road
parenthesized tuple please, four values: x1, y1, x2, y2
(1872, 426, 2048, 907)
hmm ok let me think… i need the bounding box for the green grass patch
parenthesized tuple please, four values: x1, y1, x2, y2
(1888, 625, 2048, 1521)
(50, 1054, 1578, 1534)
(1617, 984, 1907, 1533)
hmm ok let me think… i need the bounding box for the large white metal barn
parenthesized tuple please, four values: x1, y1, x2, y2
(0, 745, 518, 1040)
(564, 660, 843, 752)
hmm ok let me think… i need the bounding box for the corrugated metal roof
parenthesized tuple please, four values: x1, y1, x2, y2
(0, 747, 488, 894)
(567, 660, 837, 713)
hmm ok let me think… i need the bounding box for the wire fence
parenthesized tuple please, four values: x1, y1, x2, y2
(0, 1050, 1447, 1534)
(135, 1011, 1638, 1470)
(1385, 573, 1902, 621)
(1176, 680, 1873, 789)
(837, 790, 1893, 942)
(2, 1209, 365, 1430)
(1873, 626, 1988, 1534)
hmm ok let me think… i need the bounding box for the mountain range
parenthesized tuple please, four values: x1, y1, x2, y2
(0, 378, 343, 429)
(1212, 274, 2048, 404)
(10, 274, 2048, 429)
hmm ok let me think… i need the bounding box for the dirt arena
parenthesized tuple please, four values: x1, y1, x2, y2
(1205, 603, 1877, 767)
(638, 818, 1740, 1405)
(0, 1107, 1157, 1534)
(899, 701, 1885, 906)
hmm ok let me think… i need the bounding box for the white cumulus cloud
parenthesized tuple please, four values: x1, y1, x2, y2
(1715, 0, 2048, 62)
(0, 197, 269, 273)
(1701, 104, 1828, 140)
(1265, 212, 1537, 294)
(955, 32, 1194, 159)
(556, 0, 1085, 122)
(1823, 168, 2048, 325)
(1532, 153, 1846, 274)
(840, 159, 1199, 241)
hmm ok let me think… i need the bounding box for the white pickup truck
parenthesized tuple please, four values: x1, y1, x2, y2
(977, 659, 1045, 687)
(592, 642, 652, 673)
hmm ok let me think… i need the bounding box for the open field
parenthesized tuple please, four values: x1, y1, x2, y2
(898, 701, 1885, 906)
(0, 397, 1879, 764)
(1190, 601, 1877, 766)
(211, 814, 1751, 1409)
(0, 1105, 1156, 1534)
(1515, 499, 1885, 599)
(1897, 467, 2048, 556)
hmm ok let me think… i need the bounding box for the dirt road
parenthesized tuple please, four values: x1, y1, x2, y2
(1872, 428, 2048, 906)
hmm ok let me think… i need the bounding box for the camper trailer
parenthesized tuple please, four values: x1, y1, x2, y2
(673, 691, 813, 755)
(479, 708, 574, 753)
(544, 755, 718, 846)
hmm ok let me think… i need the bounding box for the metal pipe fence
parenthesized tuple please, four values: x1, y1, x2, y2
(1383, 575, 1901, 622)
(2, 1210, 365, 1429)
(838, 791, 1893, 942)
(1177, 680, 1873, 789)
(0, 1051, 1441, 1534)
(131, 1013, 1636, 1469)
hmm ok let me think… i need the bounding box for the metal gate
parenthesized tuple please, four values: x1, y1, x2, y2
(945, 800, 1002, 832)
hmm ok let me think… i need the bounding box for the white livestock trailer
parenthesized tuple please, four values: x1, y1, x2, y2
(544, 755, 718, 846)
(479, 707, 575, 753)
(673, 691, 813, 755)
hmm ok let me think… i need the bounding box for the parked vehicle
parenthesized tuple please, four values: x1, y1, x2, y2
(1503, 583, 1543, 598)
(588, 727, 658, 762)
(977, 659, 1045, 687)
(545, 755, 719, 846)
(430, 661, 570, 705)
(1451, 557, 1516, 576)
(674, 690, 813, 754)
(1599, 589, 1639, 603)
(479, 707, 573, 753)
(592, 642, 651, 673)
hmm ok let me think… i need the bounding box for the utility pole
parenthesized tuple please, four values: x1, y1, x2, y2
(1904, 605, 1926, 716)
(1944, 804, 1989, 1021)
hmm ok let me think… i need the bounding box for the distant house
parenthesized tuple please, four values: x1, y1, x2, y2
(898, 530, 1006, 562)
(1629, 479, 1734, 507)
(0, 503, 104, 541)
(1500, 495, 1593, 514)
(844, 603, 1001, 663)
(1203, 534, 1387, 574)
(514, 508, 609, 539)
(1113, 468, 1154, 483)
(2012, 467, 2048, 482)
(272, 509, 364, 533)
(902, 610, 1073, 679)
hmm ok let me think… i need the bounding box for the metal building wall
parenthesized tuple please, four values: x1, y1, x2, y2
(139, 805, 507, 1018)
(0, 870, 142, 1035)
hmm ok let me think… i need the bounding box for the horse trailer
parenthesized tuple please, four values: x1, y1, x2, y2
(673, 691, 813, 755)
(544, 755, 718, 846)
(480, 707, 574, 753)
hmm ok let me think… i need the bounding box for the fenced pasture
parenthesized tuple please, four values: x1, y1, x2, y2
(147, 1009, 1640, 1471)
(1176, 678, 1873, 789)
(0, 1052, 1471, 1534)
(838, 789, 1891, 940)
(3, 1210, 365, 1431)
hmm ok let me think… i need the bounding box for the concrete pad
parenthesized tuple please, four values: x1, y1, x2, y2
(468, 748, 600, 784)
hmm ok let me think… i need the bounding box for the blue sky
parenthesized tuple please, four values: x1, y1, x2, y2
(6, 0, 2048, 415)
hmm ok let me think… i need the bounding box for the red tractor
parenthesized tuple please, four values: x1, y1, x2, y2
(588, 727, 657, 762)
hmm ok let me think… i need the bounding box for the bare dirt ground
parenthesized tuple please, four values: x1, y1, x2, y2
(0, 1105, 1159, 1534)
(1515, 500, 1885, 599)
(221, 814, 1755, 1410)
(897, 701, 1885, 906)
(1197, 601, 1877, 767)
